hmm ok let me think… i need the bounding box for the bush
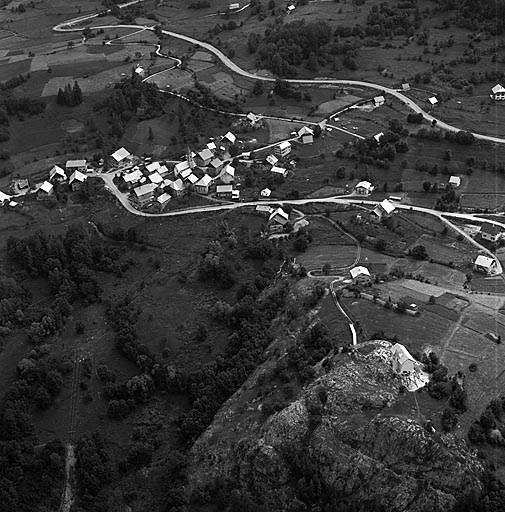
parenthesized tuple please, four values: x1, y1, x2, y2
(441, 407, 458, 432)
(35, 386, 53, 410)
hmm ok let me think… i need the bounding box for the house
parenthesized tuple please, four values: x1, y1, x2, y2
(186, 173, 199, 186)
(428, 96, 438, 106)
(370, 199, 395, 223)
(354, 180, 374, 195)
(229, 2, 240, 10)
(111, 147, 132, 166)
(491, 84, 505, 101)
(123, 169, 143, 188)
(66, 159, 87, 174)
(480, 222, 501, 243)
(133, 183, 157, 205)
(373, 132, 384, 143)
(156, 192, 171, 210)
(260, 188, 271, 197)
(206, 141, 216, 152)
(474, 254, 497, 274)
(69, 170, 87, 191)
(298, 126, 314, 145)
(170, 178, 186, 197)
(174, 160, 190, 177)
(266, 154, 279, 166)
(135, 66, 145, 76)
(158, 165, 169, 177)
(401, 83, 410, 91)
(268, 207, 289, 233)
(217, 164, 235, 184)
(146, 161, 161, 174)
(38, 181, 54, 198)
(0, 190, 10, 205)
(196, 148, 214, 167)
(271, 165, 287, 178)
(256, 204, 272, 215)
(349, 266, 371, 284)
(231, 189, 240, 201)
(246, 112, 260, 125)
(391, 343, 418, 375)
(216, 184, 233, 199)
(148, 172, 163, 185)
(221, 131, 236, 146)
(49, 165, 66, 183)
(209, 157, 224, 174)
(448, 175, 461, 188)
(275, 140, 291, 158)
(287, 4, 295, 11)
(373, 95, 385, 106)
(194, 174, 213, 194)
(180, 168, 193, 181)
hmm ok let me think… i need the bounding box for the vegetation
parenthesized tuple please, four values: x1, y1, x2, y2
(56, 82, 83, 107)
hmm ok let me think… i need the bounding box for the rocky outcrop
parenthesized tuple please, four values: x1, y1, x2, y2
(187, 340, 483, 511)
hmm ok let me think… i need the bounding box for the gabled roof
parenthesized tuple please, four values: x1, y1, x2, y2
(474, 254, 495, 269)
(207, 141, 216, 151)
(448, 175, 461, 186)
(158, 165, 169, 176)
(278, 140, 291, 150)
(69, 170, 87, 183)
(428, 96, 438, 105)
(222, 164, 234, 176)
(269, 207, 289, 224)
(391, 343, 416, 366)
(260, 188, 271, 197)
(40, 181, 53, 194)
(481, 222, 501, 236)
(198, 148, 214, 161)
(271, 165, 287, 175)
(492, 84, 505, 94)
(157, 192, 171, 204)
(246, 112, 259, 123)
(349, 266, 370, 279)
(379, 199, 395, 215)
(66, 159, 86, 168)
(180, 168, 193, 180)
(210, 157, 223, 169)
(148, 172, 163, 184)
(374, 95, 385, 103)
(222, 131, 236, 144)
(49, 165, 66, 180)
(266, 154, 278, 166)
(111, 147, 131, 162)
(146, 161, 161, 173)
(123, 169, 143, 183)
(174, 161, 190, 173)
(298, 126, 314, 137)
(355, 180, 373, 191)
(186, 173, 198, 184)
(195, 174, 213, 187)
(171, 178, 186, 191)
(0, 190, 10, 202)
(134, 182, 157, 197)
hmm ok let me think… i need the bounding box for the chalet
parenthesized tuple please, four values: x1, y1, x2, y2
(266, 154, 279, 166)
(260, 188, 271, 197)
(38, 181, 54, 198)
(349, 266, 371, 284)
(216, 184, 233, 199)
(156, 192, 171, 210)
(194, 174, 213, 194)
(271, 165, 287, 178)
(354, 180, 374, 195)
(49, 165, 66, 183)
(133, 183, 157, 205)
(391, 343, 418, 375)
(474, 254, 497, 275)
(146, 161, 161, 174)
(221, 131, 236, 146)
(206, 141, 217, 152)
(373, 132, 384, 143)
(217, 164, 235, 184)
(66, 159, 87, 174)
(111, 147, 132, 166)
(196, 148, 214, 167)
(480, 222, 501, 243)
(373, 95, 385, 106)
(69, 170, 87, 191)
(448, 175, 461, 188)
(298, 126, 314, 145)
(174, 160, 190, 177)
(209, 157, 224, 174)
(268, 207, 289, 233)
(123, 169, 143, 188)
(148, 172, 163, 185)
(428, 96, 438, 106)
(135, 66, 145, 76)
(370, 199, 395, 223)
(491, 84, 505, 101)
(275, 140, 291, 158)
(170, 178, 186, 197)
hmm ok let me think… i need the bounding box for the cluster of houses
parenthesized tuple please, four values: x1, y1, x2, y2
(37, 159, 89, 199)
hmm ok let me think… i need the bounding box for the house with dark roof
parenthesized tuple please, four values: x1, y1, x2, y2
(480, 222, 501, 243)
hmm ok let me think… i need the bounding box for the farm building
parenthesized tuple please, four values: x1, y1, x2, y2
(134, 183, 157, 205)
(448, 175, 461, 188)
(209, 158, 224, 174)
(66, 159, 87, 174)
(174, 160, 190, 177)
(217, 164, 235, 184)
(246, 112, 260, 125)
(69, 170, 87, 191)
(275, 141, 291, 158)
(111, 147, 132, 165)
(474, 254, 497, 274)
(38, 181, 54, 198)
(271, 166, 288, 178)
(49, 165, 66, 183)
(391, 343, 418, 375)
(349, 266, 371, 284)
(373, 95, 385, 106)
(123, 169, 143, 187)
(428, 96, 438, 106)
(354, 181, 374, 195)
(194, 174, 213, 194)
(156, 192, 171, 210)
(373, 132, 384, 143)
(216, 184, 233, 199)
(401, 83, 410, 91)
(196, 148, 214, 167)
(491, 84, 505, 100)
(268, 207, 289, 233)
(170, 179, 186, 197)
(480, 222, 501, 243)
(260, 188, 271, 197)
(266, 154, 279, 166)
(298, 126, 314, 144)
(370, 199, 395, 223)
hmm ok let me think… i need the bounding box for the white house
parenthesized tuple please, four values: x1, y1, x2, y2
(287, 4, 295, 12)
(38, 181, 54, 197)
(256, 204, 272, 215)
(370, 199, 395, 223)
(391, 343, 418, 375)
(229, 2, 240, 10)
(216, 184, 233, 199)
(170, 179, 186, 197)
(217, 164, 235, 184)
(194, 174, 213, 194)
(275, 140, 291, 158)
(158, 165, 170, 176)
(474, 254, 497, 275)
(298, 126, 314, 145)
(69, 170, 87, 191)
(428, 96, 438, 106)
(186, 173, 199, 186)
(156, 192, 171, 210)
(266, 154, 279, 166)
(354, 180, 374, 195)
(174, 160, 190, 177)
(246, 112, 260, 125)
(209, 157, 224, 174)
(480, 223, 501, 243)
(148, 172, 163, 185)
(260, 188, 271, 198)
(206, 141, 216, 152)
(491, 84, 505, 101)
(133, 183, 157, 205)
(111, 147, 132, 165)
(448, 175, 461, 188)
(401, 83, 410, 91)
(349, 266, 371, 284)
(373, 95, 385, 106)
(232, 189, 240, 201)
(49, 165, 66, 183)
(222, 131, 236, 145)
(271, 165, 287, 178)
(146, 161, 161, 174)
(0, 190, 10, 205)
(268, 207, 289, 233)
(197, 148, 214, 167)
(373, 132, 384, 143)
(123, 169, 143, 187)
(66, 159, 87, 174)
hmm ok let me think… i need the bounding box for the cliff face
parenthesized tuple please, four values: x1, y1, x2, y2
(187, 340, 483, 511)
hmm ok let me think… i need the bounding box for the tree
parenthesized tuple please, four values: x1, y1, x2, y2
(307, 52, 319, 72)
(442, 407, 458, 431)
(72, 81, 83, 105)
(322, 263, 331, 275)
(46, 369, 63, 395)
(410, 245, 428, 260)
(423, 181, 431, 192)
(148, 126, 154, 141)
(374, 238, 387, 252)
(35, 386, 53, 410)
